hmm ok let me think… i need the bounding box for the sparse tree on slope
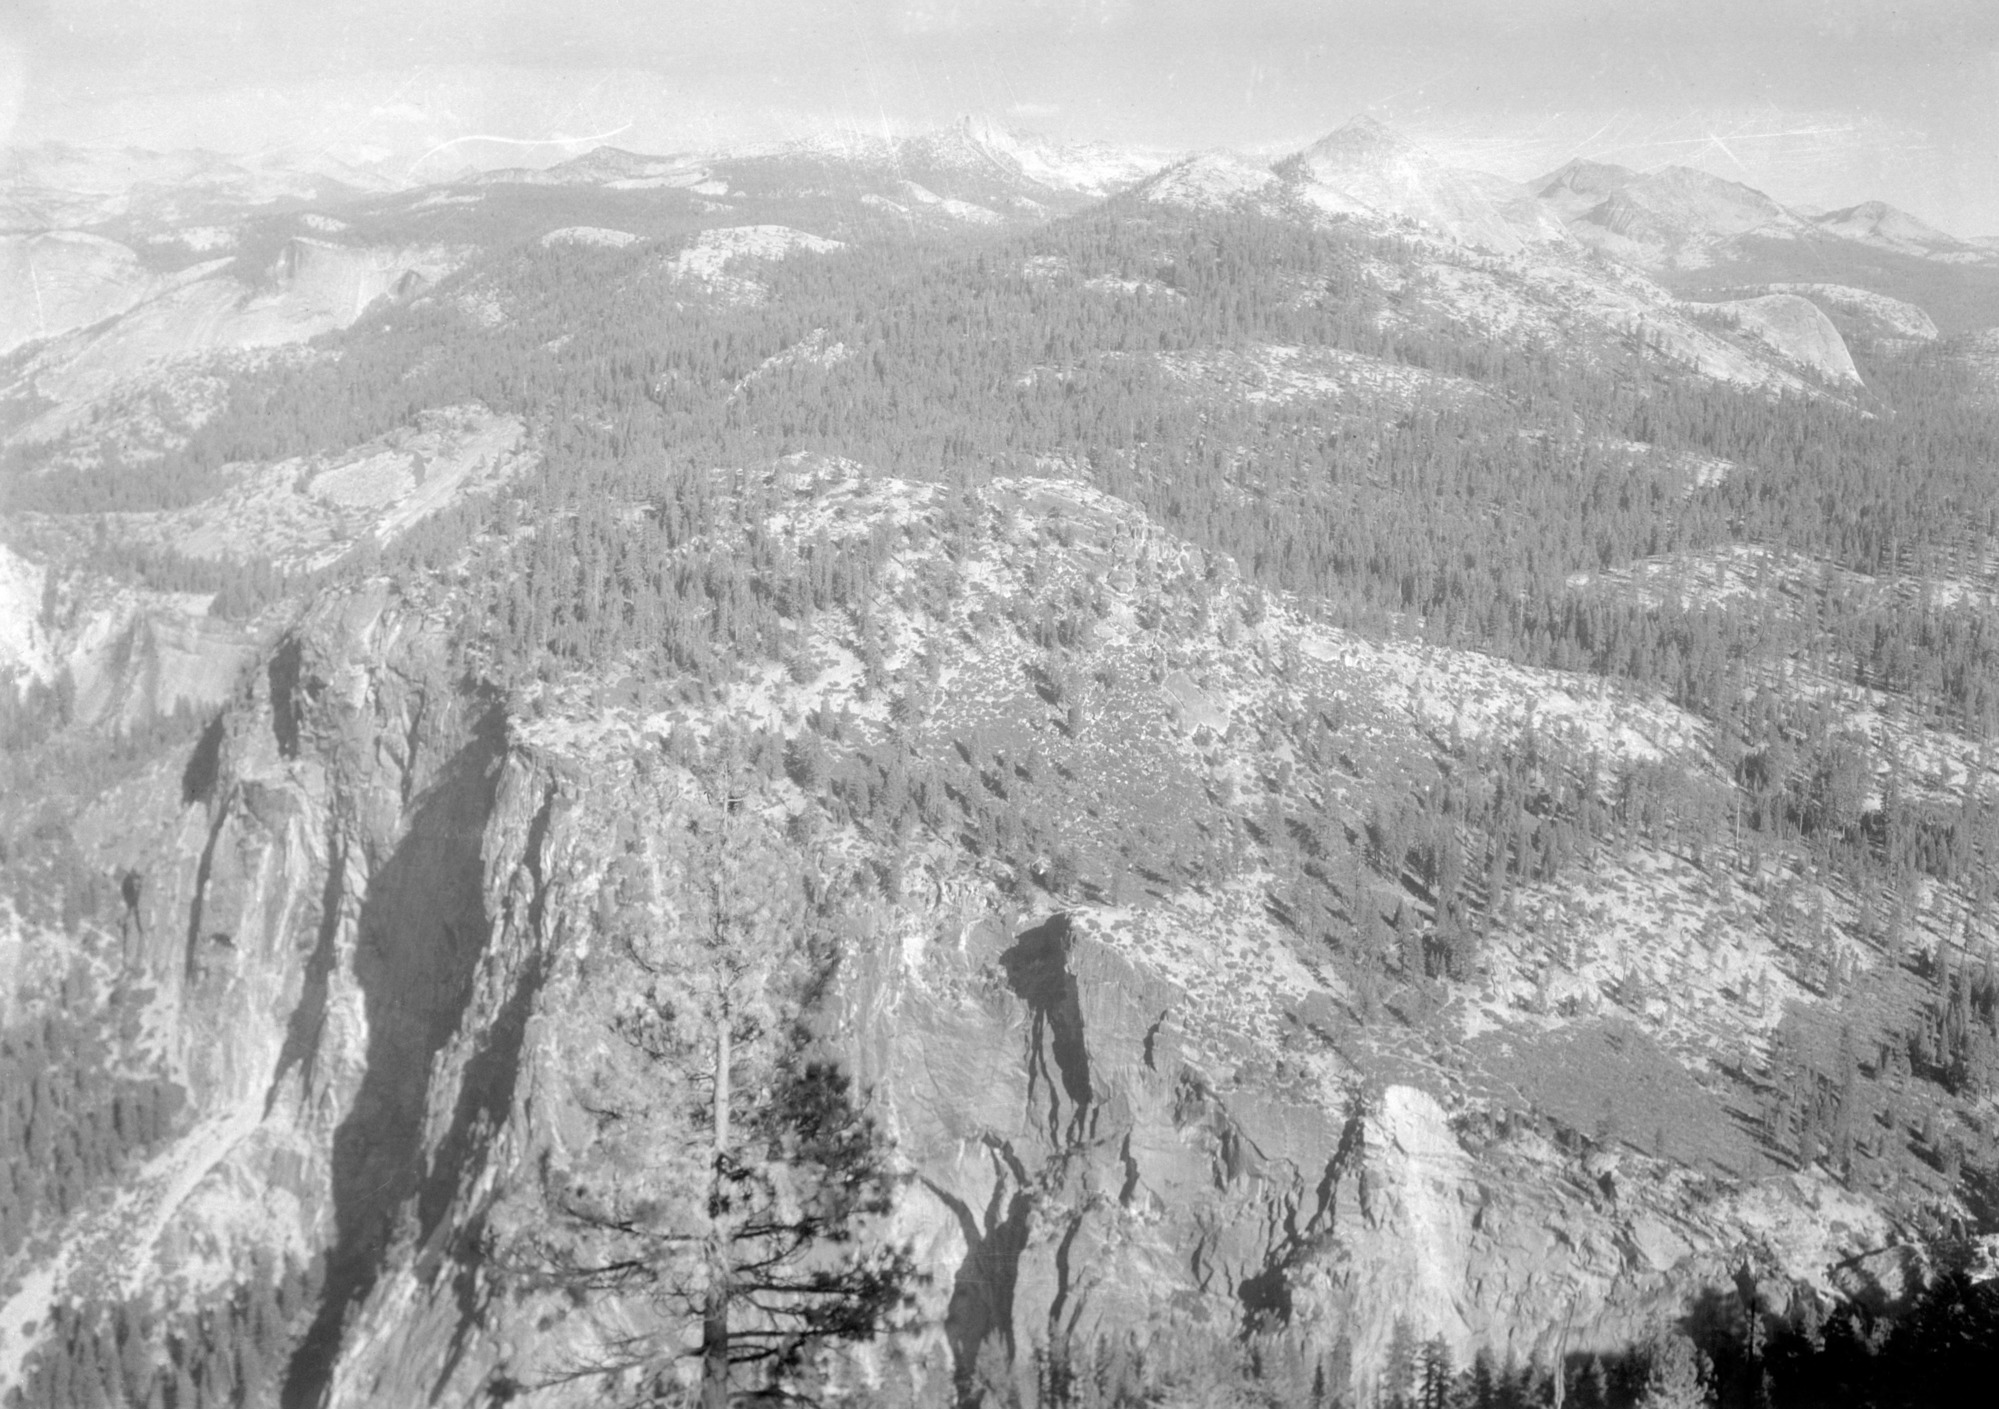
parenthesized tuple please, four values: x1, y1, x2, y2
(504, 756, 914, 1405)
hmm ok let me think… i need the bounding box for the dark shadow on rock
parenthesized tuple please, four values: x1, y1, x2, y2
(1238, 1260, 1293, 1334)
(930, 1167, 1035, 1408)
(422, 944, 546, 1405)
(182, 713, 225, 806)
(999, 915, 1094, 1147)
(264, 832, 346, 1119)
(418, 797, 557, 1409)
(183, 797, 233, 983)
(268, 639, 304, 760)
(280, 704, 506, 1409)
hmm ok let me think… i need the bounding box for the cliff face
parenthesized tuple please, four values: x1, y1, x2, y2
(1, 582, 564, 1401)
(3, 530, 1903, 1407)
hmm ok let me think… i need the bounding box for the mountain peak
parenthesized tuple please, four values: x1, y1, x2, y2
(899, 115, 1166, 198)
(1812, 199, 1963, 250)
(1278, 117, 1550, 255)
(1301, 114, 1413, 163)
(1134, 150, 1282, 212)
(1533, 158, 1637, 199)
(948, 112, 1021, 147)
(923, 113, 1026, 159)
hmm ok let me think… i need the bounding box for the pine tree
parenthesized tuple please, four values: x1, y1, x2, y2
(1420, 1335, 1455, 1409)
(506, 757, 913, 1404)
(1382, 1317, 1420, 1409)
(1636, 1333, 1710, 1408)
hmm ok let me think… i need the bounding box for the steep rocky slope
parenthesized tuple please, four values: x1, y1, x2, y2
(1128, 127, 1862, 401)
(1278, 119, 1561, 256)
(0, 233, 161, 353)
(1527, 163, 1809, 272)
(0, 470, 1940, 1406)
(3, 233, 465, 453)
(1810, 202, 1996, 264)
(6, 118, 1999, 1409)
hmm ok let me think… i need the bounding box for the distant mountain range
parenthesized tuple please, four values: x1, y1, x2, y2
(8, 112, 1999, 411)
(1129, 118, 1999, 279)
(12, 112, 1989, 262)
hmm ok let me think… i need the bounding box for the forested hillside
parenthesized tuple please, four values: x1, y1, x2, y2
(4, 131, 1999, 1408)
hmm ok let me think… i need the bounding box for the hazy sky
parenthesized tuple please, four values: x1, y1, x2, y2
(5, 0, 1998, 231)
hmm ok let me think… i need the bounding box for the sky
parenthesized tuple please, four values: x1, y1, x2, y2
(4, 0, 1998, 232)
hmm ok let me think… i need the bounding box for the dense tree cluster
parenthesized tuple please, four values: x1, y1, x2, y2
(0, 970, 184, 1260)
(6, 1256, 320, 1409)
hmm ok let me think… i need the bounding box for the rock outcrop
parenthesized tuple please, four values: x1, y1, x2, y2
(1700, 293, 1861, 386)
(0, 520, 1914, 1406)
(0, 231, 158, 354)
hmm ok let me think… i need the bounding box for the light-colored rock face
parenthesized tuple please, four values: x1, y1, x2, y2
(0, 144, 396, 233)
(1135, 152, 1282, 212)
(1531, 160, 1640, 221)
(1531, 163, 1807, 270)
(99, 403, 537, 573)
(1362, 1086, 1478, 1333)
(900, 116, 1168, 199)
(0, 471, 1933, 1406)
(0, 542, 54, 690)
(1768, 282, 1941, 343)
(4, 238, 466, 447)
(72, 599, 255, 728)
(1701, 293, 1861, 386)
(1811, 200, 1991, 261)
(12, 459, 1954, 1404)
(261, 236, 463, 334)
(657, 224, 847, 303)
(0, 231, 156, 354)
(13, 571, 253, 727)
(1287, 119, 1543, 256)
(539, 226, 639, 249)
(0, 587, 521, 1396)
(671, 224, 844, 275)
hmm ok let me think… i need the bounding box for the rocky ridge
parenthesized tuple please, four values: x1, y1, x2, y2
(1, 468, 1932, 1404)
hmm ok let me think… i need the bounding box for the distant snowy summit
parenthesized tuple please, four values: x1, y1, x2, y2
(9, 111, 1997, 394)
(472, 115, 1175, 212)
(1810, 200, 1996, 263)
(1526, 159, 1807, 268)
(1279, 116, 1565, 254)
(895, 114, 1170, 200)
(14, 115, 1991, 279)
(1127, 116, 1999, 280)
(1135, 116, 1565, 256)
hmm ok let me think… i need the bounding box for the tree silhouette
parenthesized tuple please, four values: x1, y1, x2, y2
(503, 754, 914, 1405)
